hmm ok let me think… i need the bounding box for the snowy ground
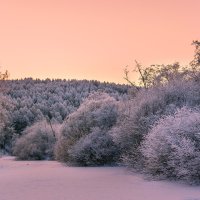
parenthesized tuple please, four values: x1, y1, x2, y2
(0, 157, 200, 200)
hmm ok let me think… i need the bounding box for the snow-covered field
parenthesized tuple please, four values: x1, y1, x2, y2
(0, 157, 200, 200)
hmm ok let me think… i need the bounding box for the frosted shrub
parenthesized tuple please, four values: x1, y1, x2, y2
(13, 120, 59, 160)
(140, 107, 200, 184)
(68, 128, 119, 166)
(114, 80, 200, 167)
(55, 92, 119, 163)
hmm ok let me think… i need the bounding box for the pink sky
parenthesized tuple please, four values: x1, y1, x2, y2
(0, 0, 199, 83)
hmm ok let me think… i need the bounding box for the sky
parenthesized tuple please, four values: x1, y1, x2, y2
(0, 0, 199, 83)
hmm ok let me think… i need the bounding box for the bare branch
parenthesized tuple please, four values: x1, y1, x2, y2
(123, 66, 136, 87)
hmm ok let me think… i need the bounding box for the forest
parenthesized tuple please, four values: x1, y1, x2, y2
(0, 41, 200, 185)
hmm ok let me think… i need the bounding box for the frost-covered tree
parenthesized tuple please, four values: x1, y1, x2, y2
(140, 107, 200, 184)
(13, 120, 61, 160)
(68, 128, 119, 166)
(55, 92, 119, 164)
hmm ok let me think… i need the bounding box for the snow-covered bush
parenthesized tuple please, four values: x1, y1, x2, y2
(68, 128, 119, 166)
(55, 92, 119, 164)
(13, 120, 60, 160)
(140, 107, 200, 184)
(113, 80, 200, 167)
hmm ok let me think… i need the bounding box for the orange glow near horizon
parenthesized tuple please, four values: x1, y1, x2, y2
(0, 0, 199, 83)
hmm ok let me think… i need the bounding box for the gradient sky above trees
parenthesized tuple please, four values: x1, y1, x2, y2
(0, 0, 199, 83)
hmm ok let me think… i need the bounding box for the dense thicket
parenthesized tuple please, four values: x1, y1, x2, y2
(112, 80, 200, 167)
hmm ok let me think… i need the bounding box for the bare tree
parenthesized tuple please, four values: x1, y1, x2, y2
(189, 40, 200, 81)
(124, 41, 200, 87)
(0, 70, 9, 80)
(124, 61, 182, 88)
(190, 40, 200, 67)
(124, 60, 150, 89)
(0, 69, 9, 92)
